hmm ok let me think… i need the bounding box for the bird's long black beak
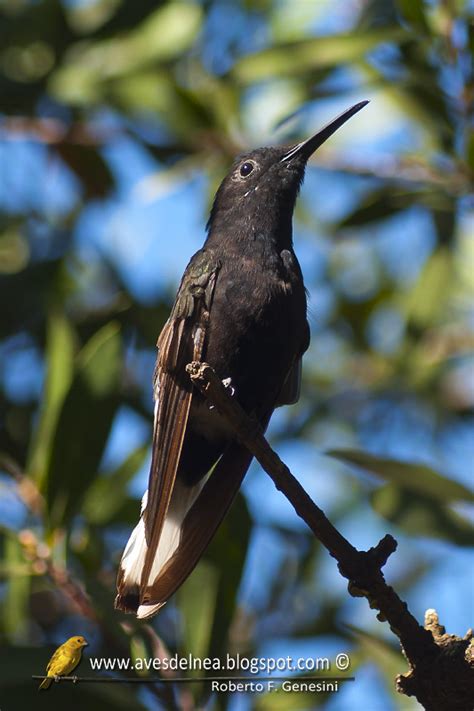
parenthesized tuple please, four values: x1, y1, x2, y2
(281, 100, 369, 162)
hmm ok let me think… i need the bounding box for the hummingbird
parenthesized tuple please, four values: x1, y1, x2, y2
(115, 101, 368, 618)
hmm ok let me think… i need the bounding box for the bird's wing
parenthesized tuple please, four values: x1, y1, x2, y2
(62, 650, 82, 676)
(276, 358, 302, 406)
(116, 249, 221, 614)
(276, 314, 309, 406)
(45, 646, 62, 674)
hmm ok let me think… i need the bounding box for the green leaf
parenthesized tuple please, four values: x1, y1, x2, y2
(130, 635, 149, 677)
(256, 688, 321, 710)
(339, 188, 417, 228)
(177, 493, 252, 703)
(0, 259, 63, 340)
(359, 59, 451, 146)
(327, 449, 474, 504)
(27, 314, 76, 487)
(0, 228, 29, 274)
(232, 28, 406, 83)
(467, 130, 474, 173)
(50, 2, 203, 105)
(204, 493, 252, 665)
(396, 0, 430, 35)
(178, 559, 219, 674)
(400, 248, 453, 327)
(371, 484, 474, 546)
(82, 445, 148, 526)
(3, 534, 30, 644)
(45, 322, 122, 529)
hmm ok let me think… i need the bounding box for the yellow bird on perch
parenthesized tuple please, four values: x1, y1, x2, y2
(39, 635, 89, 690)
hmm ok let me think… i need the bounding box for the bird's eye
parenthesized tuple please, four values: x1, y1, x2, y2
(240, 162, 254, 177)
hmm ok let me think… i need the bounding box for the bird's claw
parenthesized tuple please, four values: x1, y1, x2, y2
(221, 377, 235, 396)
(209, 377, 235, 409)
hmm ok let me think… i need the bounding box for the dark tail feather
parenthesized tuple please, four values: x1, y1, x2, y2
(134, 442, 253, 619)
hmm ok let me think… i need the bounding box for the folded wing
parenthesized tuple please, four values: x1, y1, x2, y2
(115, 249, 220, 615)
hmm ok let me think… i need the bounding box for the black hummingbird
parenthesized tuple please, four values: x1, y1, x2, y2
(116, 101, 368, 618)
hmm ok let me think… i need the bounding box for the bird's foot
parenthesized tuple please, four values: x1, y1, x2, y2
(209, 377, 235, 410)
(54, 675, 60, 683)
(72, 675, 79, 684)
(221, 377, 235, 396)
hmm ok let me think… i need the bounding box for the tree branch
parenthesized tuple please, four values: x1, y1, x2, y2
(187, 361, 474, 711)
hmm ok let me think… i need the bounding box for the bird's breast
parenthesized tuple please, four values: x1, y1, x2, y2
(203, 247, 307, 415)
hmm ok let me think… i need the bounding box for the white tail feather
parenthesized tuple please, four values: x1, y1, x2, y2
(147, 478, 201, 584)
(119, 491, 148, 586)
(137, 601, 163, 619)
(118, 479, 205, 613)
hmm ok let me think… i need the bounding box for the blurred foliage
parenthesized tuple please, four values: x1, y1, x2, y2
(0, 0, 473, 710)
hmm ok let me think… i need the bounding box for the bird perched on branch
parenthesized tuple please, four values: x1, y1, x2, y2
(115, 101, 368, 619)
(38, 636, 88, 689)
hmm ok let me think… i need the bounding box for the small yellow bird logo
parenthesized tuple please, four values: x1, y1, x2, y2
(39, 635, 89, 690)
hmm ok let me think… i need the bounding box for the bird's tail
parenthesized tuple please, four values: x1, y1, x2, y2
(115, 442, 253, 618)
(115, 475, 206, 615)
(39, 676, 52, 690)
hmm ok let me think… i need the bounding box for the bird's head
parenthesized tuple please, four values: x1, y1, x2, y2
(67, 636, 89, 648)
(206, 100, 368, 246)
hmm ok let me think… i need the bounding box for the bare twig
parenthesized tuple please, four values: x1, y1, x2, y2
(0, 117, 116, 145)
(187, 361, 474, 711)
(0, 454, 44, 516)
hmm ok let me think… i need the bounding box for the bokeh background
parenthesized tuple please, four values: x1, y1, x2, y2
(0, 0, 473, 709)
